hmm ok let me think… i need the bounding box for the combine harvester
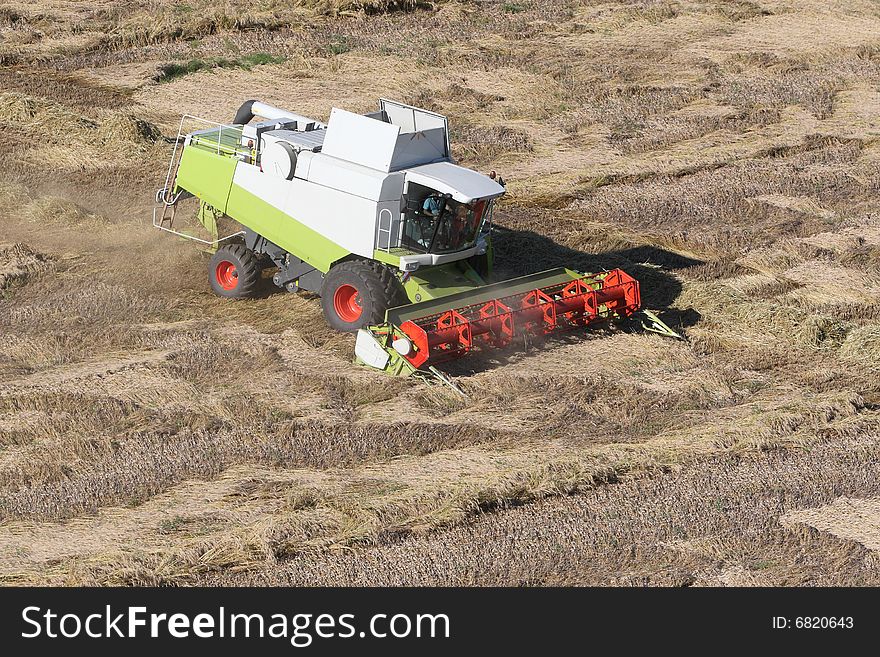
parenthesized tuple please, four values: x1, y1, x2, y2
(155, 99, 679, 380)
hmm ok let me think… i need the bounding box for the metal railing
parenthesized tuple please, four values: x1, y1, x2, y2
(376, 208, 395, 252)
(153, 114, 247, 247)
(158, 114, 249, 204)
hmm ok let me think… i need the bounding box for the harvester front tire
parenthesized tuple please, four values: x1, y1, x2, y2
(209, 244, 261, 299)
(321, 260, 403, 332)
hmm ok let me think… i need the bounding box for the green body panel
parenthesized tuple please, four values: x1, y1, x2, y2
(175, 146, 237, 212)
(225, 183, 350, 273)
(372, 250, 401, 268)
(387, 267, 585, 325)
(401, 261, 485, 304)
(197, 200, 221, 250)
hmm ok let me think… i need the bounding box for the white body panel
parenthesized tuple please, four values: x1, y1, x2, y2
(233, 163, 377, 258)
(389, 128, 447, 170)
(294, 150, 315, 179)
(380, 99, 447, 134)
(355, 330, 390, 369)
(380, 99, 450, 169)
(321, 105, 451, 173)
(306, 153, 404, 202)
(321, 108, 401, 172)
(398, 240, 485, 269)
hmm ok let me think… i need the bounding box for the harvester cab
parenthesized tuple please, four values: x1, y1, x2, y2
(154, 98, 680, 378)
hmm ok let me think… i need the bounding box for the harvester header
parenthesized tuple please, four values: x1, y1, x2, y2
(154, 98, 679, 378)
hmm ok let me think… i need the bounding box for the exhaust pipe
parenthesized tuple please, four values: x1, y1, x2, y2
(232, 100, 325, 129)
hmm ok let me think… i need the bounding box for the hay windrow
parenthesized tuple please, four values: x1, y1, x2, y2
(840, 325, 880, 370)
(0, 243, 54, 290)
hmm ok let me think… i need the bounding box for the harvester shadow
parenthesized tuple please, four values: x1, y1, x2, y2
(490, 224, 700, 309)
(439, 224, 703, 377)
(254, 224, 702, 377)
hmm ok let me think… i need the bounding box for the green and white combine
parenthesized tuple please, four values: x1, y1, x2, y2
(155, 99, 678, 377)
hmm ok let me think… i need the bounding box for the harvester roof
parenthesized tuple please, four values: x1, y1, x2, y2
(405, 162, 505, 203)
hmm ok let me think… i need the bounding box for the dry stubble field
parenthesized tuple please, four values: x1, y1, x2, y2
(1, 0, 880, 585)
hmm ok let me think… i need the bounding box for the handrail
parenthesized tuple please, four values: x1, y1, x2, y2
(153, 114, 248, 248)
(152, 206, 244, 246)
(376, 208, 394, 252)
(160, 114, 248, 204)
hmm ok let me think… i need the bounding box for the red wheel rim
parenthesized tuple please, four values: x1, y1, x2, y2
(333, 284, 362, 322)
(215, 260, 238, 291)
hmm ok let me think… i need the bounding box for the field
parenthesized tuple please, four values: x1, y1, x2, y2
(1, 0, 879, 585)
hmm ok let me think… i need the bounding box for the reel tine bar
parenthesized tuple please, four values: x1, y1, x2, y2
(398, 268, 641, 369)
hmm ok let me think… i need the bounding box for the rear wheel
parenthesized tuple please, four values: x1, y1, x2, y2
(209, 244, 261, 298)
(321, 260, 404, 332)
